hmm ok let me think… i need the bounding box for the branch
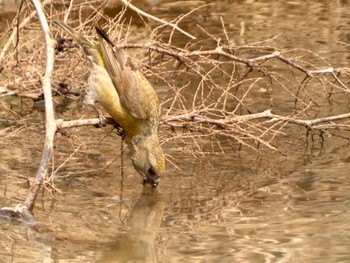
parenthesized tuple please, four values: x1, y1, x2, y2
(56, 117, 115, 129)
(162, 109, 350, 131)
(0, 0, 52, 64)
(120, 0, 196, 40)
(0, 0, 56, 221)
(22, 0, 56, 212)
(114, 43, 328, 78)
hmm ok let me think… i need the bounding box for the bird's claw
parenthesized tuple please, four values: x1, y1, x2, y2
(91, 105, 107, 128)
(98, 114, 107, 127)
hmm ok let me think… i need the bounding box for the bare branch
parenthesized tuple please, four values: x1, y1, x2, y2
(120, 0, 196, 40)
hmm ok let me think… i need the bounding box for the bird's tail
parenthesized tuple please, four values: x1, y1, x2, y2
(95, 24, 114, 46)
(95, 24, 128, 69)
(54, 20, 104, 67)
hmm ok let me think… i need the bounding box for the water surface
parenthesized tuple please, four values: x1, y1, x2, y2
(1, 0, 350, 262)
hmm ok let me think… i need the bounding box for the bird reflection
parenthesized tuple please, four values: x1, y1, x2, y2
(98, 188, 164, 263)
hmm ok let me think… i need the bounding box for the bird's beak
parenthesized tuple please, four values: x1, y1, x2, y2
(143, 178, 159, 188)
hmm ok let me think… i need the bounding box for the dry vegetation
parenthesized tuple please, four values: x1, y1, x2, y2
(1, 0, 350, 220)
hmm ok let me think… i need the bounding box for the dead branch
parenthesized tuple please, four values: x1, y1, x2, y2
(0, 0, 52, 64)
(56, 117, 114, 129)
(120, 0, 196, 40)
(163, 109, 350, 131)
(23, 0, 57, 212)
(0, 0, 56, 222)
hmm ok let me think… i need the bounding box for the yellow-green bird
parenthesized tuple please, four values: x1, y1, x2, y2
(55, 21, 165, 187)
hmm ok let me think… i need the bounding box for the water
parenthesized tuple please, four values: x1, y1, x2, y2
(1, 0, 350, 262)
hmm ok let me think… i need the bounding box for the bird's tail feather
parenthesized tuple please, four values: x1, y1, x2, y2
(54, 21, 92, 48)
(95, 24, 128, 69)
(55, 20, 105, 66)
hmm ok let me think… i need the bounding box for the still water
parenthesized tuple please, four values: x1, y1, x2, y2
(1, 0, 350, 262)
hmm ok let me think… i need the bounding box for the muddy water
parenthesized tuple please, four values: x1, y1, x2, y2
(1, 0, 350, 262)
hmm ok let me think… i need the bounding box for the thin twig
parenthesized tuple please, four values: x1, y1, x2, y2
(0, 0, 52, 64)
(120, 0, 196, 40)
(63, 0, 75, 23)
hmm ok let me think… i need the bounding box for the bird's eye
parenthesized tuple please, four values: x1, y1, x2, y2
(148, 167, 156, 176)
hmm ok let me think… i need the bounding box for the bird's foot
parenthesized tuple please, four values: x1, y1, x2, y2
(115, 126, 126, 139)
(98, 113, 108, 127)
(91, 105, 107, 128)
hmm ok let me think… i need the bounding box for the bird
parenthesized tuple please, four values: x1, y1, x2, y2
(54, 21, 165, 187)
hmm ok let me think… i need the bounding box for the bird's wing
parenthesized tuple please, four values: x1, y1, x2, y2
(96, 26, 151, 120)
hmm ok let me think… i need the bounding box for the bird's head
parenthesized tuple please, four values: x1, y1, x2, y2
(130, 135, 165, 188)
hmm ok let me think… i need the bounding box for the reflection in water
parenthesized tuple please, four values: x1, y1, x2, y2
(98, 188, 164, 263)
(0, 186, 165, 262)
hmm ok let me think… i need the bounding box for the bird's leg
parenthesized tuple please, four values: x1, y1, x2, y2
(83, 90, 107, 127)
(84, 96, 125, 132)
(90, 104, 108, 127)
(91, 106, 126, 137)
(83, 88, 108, 128)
